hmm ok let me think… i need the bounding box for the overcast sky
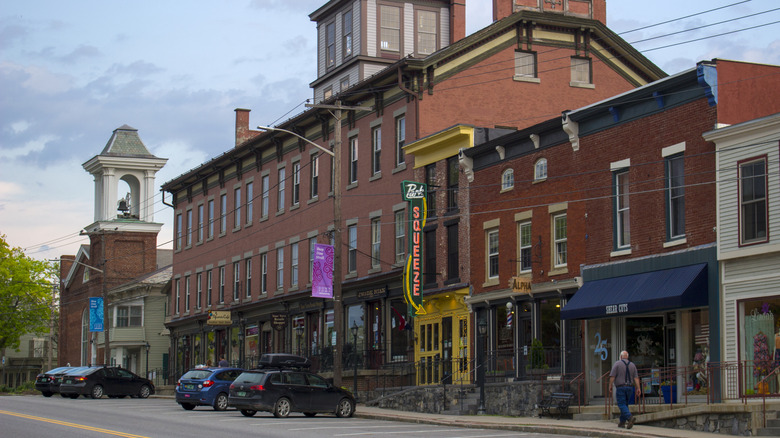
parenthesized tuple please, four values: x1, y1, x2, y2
(1, 0, 779, 263)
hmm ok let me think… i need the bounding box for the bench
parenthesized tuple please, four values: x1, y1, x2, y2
(537, 392, 575, 419)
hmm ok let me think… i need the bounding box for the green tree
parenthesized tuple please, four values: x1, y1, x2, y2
(0, 235, 56, 351)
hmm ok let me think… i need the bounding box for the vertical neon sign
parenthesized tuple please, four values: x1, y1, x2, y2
(401, 180, 427, 316)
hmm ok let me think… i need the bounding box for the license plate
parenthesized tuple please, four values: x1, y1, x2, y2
(236, 391, 246, 397)
(184, 384, 195, 390)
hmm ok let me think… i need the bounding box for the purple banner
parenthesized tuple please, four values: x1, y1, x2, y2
(312, 243, 334, 298)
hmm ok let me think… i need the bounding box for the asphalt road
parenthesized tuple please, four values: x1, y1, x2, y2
(0, 395, 573, 438)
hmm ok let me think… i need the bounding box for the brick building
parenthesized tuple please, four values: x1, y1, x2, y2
(160, 0, 664, 390)
(460, 59, 780, 402)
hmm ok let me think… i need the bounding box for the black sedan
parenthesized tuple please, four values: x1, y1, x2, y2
(59, 366, 155, 399)
(35, 366, 85, 397)
(228, 359, 355, 418)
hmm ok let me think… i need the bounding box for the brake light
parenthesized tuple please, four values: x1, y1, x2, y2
(75, 377, 87, 382)
(249, 385, 264, 391)
(176, 380, 181, 387)
(202, 380, 214, 387)
(48, 376, 55, 382)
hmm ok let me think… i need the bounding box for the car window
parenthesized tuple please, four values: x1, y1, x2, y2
(235, 372, 265, 384)
(116, 369, 134, 378)
(269, 373, 282, 384)
(220, 371, 240, 381)
(181, 370, 212, 380)
(70, 367, 97, 376)
(306, 373, 329, 388)
(284, 373, 307, 386)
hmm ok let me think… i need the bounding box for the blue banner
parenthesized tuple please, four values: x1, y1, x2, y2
(89, 297, 104, 332)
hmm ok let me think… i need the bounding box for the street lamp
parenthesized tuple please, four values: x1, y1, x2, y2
(295, 325, 304, 356)
(351, 321, 359, 401)
(477, 317, 488, 415)
(145, 342, 150, 380)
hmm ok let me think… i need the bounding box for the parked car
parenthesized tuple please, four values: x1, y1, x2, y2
(228, 354, 355, 418)
(175, 366, 243, 411)
(35, 366, 83, 397)
(59, 366, 154, 399)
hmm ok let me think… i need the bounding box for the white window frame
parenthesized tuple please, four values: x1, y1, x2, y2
(553, 214, 567, 268)
(234, 187, 242, 229)
(372, 126, 381, 175)
(615, 170, 630, 249)
(292, 162, 300, 206)
(291, 242, 299, 287)
(246, 182, 253, 224)
(245, 258, 252, 299)
(220, 194, 227, 234)
(395, 210, 405, 264)
(261, 174, 270, 218)
(501, 169, 514, 191)
(371, 218, 381, 268)
(487, 229, 499, 279)
(277, 168, 286, 212)
(260, 253, 268, 294)
(196, 273, 202, 309)
(534, 158, 547, 181)
(349, 137, 358, 184)
(380, 5, 400, 52)
(519, 221, 532, 273)
(310, 155, 319, 199)
(739, 157, 768, 245)
(233, 261, 240, 301)
(416, 9, 437, 56)
(197, 204, 204, 243)
(276, 247, 284, 290)
(395, 116, 406, 166)
(348, 224, 358, 272)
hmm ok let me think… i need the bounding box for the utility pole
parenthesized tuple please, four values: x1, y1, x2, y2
(101, 232, 111, 366)
(304, 100, 370, 388)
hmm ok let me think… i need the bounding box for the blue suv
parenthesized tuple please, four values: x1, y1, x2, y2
(176, 367, 243, 411)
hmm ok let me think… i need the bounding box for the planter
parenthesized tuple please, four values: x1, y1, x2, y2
(661, 385, 677, 404)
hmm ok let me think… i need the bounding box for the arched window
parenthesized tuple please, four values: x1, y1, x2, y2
(501, 169, 514, 190)
(81, 309, 90, 365)
(534, 158, 547, 181)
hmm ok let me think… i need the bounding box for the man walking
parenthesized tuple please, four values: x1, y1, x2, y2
(609, 350, 641, 429)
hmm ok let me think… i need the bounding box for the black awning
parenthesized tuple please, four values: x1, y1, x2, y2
(561, 263, 708, 320)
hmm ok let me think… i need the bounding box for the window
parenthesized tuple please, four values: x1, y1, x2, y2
(197, 204, 204, 243)
(343, 10, 353, 58)
(553, 214, 567, 267)
(245, 258, 252, 299)
(349, 137, 358, 184)
(372, 126, 382, 175)
(292, 162, 300, 206)
(206, 270, 213, 307)
(424, 230, 436, 285)
(116, 305, 142, 327)
(348, 224, 357, 272)
(395, 210, 405, 264)
(487, 229, 499, 279)
(447, 223, 459, 281)
(380, 5, 400, 52)
(291, 242, 299, 287)
(326, 22, 336, 68)
(323, 87, 333, 101)
(176, 213, 182, 250)
(425, 164, 436, 216)
(276, 247, 284, 289)
(220, 194, 227, 234)
(395, 116, 406, 166)
(666, 155, 685, 239)
(234, 187, 241, 229)
(185, 276, 190, 310)
(246, 182, 253, 223)
(447, 156, 458, 212)
(310, 155, 319, 199)
(278, 168, 286, 212)
(196, 273, 202, 309)
(417, 10, 437, 55)
(515, 50, 537, 78)
(260, 253, 268, 294)
(519, 222, 532, 272)
(534, 158, 547, 181)
(219, 266, 225, 304)
(501, 169, 514, 190)
(340, 77, 349, 93)
(740, 158, 768, 244)
(571, 57, 591, 84)
(371, 218, 381, 268)
(208, 199, 215, 238)
(186, 209, 192, 246)
(261, 174, 270, 217)
(175, 279, 181, 314)
(233, 261, 240, 301)
(615, 170, 630, 249)
(309, 237, 317, 282)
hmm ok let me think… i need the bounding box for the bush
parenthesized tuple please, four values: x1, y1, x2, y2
(528, 338, 548, 370)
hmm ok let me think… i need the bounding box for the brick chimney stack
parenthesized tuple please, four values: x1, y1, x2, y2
(235, 108, 252, 147)
(493, 0, 606, 24)
(450, 0, 466, 43)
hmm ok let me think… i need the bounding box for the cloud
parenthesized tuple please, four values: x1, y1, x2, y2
(0, 134, 58, 160)
(60, 44, 102, 64)
(0, 61, 73, 94)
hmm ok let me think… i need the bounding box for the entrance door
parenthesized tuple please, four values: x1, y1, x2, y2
(442, 316, 453, 384)
(417, 319, 440, 385)
(518, 313, 533, 377)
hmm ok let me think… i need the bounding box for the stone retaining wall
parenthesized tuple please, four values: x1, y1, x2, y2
(643, 412, 753, 436)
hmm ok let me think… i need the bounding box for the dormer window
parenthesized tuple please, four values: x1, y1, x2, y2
(326, 22, 336, 68)
(380, 5, 400, 52)
(534, 158, 547, 181)
(343, 10, 353, 59)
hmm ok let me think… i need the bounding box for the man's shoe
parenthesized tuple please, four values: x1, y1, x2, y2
(626, 416, 635, 429)
(617, 422, 625, 428)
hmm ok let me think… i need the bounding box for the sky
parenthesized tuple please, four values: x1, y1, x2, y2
(1, 0, 779, 263)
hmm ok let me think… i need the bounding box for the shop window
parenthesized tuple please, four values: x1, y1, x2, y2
(390, 300, 410, 362)
(539, 298, 561, 368)
(742, 299, 779, 392)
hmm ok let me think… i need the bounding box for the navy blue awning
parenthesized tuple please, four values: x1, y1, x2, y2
(561, 263, 708, 320)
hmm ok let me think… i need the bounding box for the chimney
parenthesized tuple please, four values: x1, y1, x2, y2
(450, 0, 466, 43)
(235, 108, 251, 147)
(493, 0, 514, 21)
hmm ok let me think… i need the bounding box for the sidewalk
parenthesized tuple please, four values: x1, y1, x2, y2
(354, 405, 726, 438)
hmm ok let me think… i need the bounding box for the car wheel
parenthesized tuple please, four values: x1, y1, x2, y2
(181, 403, 196, 411)
(138, 385, 151, 399)
(41, 392, 53, 397)
(273, 397, 291, 418)
(60, 393, 68, 398)
(213, 393, 228, 411)
(68, 394, 79, 399)
(303, 412, 316, 417)
(335, 398, 355, 418)
(91, 385, 104, 399)
(240, 409, 257, 417)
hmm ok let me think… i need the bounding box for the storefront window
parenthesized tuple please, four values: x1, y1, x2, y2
(626, 316, 663, 370)
(540, 298, 561, 368)
(230, 328, 239, 365)
(495, 304, 514, 373)
(587, 319, 612, 398)
(293, 315, 305, 355)
(687, 310, 709, 394)
(390, 300, 410, 362)
(245, 324, 259, 368)
(206, 331, 215, 366)
(192, 333, 202, 366)
(742, 297, 780, 394)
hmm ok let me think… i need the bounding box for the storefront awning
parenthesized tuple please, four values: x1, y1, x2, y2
(560, 263, 708, 320)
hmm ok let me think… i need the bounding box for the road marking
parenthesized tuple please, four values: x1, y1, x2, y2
(0, 409, 149, 438)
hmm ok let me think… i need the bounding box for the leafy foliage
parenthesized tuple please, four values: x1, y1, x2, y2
(0, 235, 57, 351)
(528, 338, 549, 370)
